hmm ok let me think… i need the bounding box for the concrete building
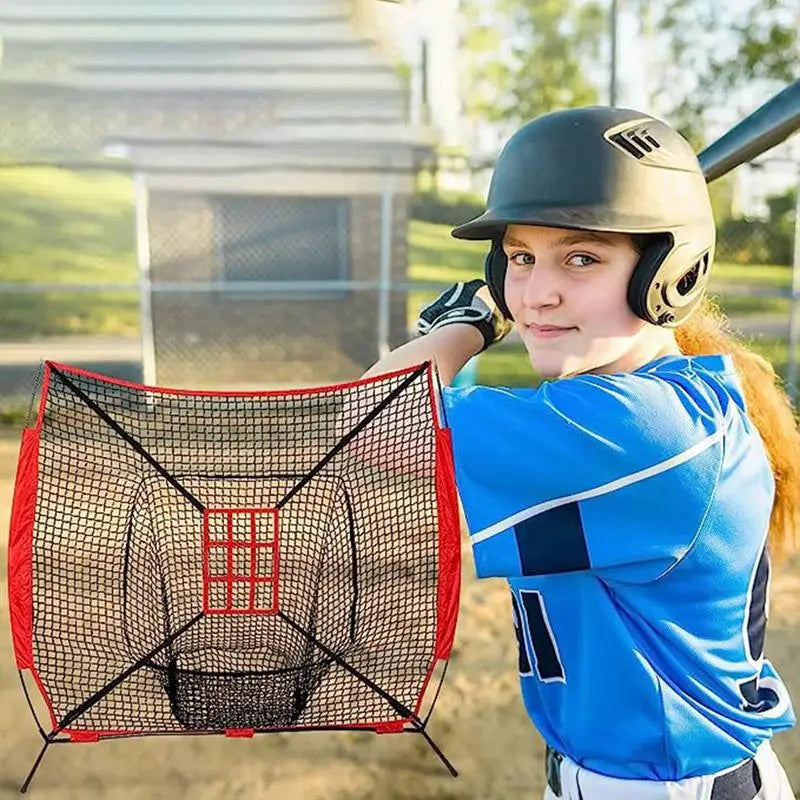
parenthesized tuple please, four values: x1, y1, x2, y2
(0, 0, 435, 386)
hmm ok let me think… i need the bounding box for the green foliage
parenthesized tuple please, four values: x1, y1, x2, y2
(460, 0, 605, 130)
(717, 0, 797, 89)
(0, 405, 26, 428)
(0, 291, 140, 340)
(410, 190, 486, 227)
(393, 59, 413, 87)
(651, 0, 798, 146)
(408, 220, 487, 280)
(766, 188, 797, 221)
(716, 217, 791, 266)
(708, 174, 736, 223)
(478, 341, 542, 387)
(716, 187, 797, 266)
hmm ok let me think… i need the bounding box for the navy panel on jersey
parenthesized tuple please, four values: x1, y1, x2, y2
(747, 546, 769, 661)
(515, 502, 589, 575)
(444, 358, 728, 581)
(510, 592, 533, 676)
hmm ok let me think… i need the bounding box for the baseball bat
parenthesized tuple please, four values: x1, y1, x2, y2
(698, 79, 800, 183)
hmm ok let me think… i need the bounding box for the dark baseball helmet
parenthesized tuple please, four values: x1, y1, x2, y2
(451, 106, 715, 327)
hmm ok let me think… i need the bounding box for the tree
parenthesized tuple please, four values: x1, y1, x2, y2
(460, 0, 606, 136)
(643, 0, 798, 147)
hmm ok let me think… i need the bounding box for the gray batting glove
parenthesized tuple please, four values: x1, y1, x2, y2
(416, 279, 513, 352)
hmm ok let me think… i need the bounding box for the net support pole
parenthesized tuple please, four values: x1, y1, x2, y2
(377, 171, 394, 360)
(134, 171, 157, 386)
(406, 721, 459, 777)
(786, 164, 800, 400)
(278, 610, 458, 777)
(20, 737, 52, 794)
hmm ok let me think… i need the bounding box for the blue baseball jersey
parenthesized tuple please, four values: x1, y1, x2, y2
(442, 354, 795, 781)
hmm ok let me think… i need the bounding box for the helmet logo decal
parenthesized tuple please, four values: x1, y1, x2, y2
(604, 121, 677, 168)
(609, 129, 661, 159)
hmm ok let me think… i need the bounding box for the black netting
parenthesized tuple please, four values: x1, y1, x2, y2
(30, 361, 445, 735)
(211, 195, 350, 285)
(24, 362, 45, 429)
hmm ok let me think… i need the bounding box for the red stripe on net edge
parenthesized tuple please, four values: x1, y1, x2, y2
(412, 426, 461, 719)
(7, 428, 61, 731)
(67, 721, 409, 740)
(43, 359, 430, 399)
(434, 427, 461, 660)
(8, 428, 39, 671)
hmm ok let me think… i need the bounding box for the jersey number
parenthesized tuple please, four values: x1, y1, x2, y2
(511, 589, 565, 682)
(740, 545, 770, 711)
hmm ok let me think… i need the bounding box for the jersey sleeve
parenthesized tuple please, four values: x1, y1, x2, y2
(442, 372, 730, 583)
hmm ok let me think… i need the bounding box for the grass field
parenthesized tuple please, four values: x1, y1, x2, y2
(0, 167, 796, 391)
(0, 167, 139, 340)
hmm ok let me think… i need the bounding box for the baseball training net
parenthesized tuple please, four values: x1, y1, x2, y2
(8, 360, 460, 791)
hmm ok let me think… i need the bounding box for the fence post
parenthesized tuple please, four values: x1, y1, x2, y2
(787, 165, 800, 401)
(378, 172, 394, 360)
(134, 172, 157, 385)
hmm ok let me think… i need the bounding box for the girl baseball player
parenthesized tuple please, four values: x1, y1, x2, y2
(363, 106, 799, 799)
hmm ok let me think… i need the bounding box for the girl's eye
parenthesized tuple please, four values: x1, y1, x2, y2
(509, 252, 534, 266)
(568, 253, 597, 267)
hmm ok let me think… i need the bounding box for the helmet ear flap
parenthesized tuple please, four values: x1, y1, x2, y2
(628, 234, 710, 327)
(627, 235, 674, 325)
(485, 241, 513, 320)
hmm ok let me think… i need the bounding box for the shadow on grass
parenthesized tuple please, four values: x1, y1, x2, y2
(0, 291, 140, 340)
(0, 169, 136, 285)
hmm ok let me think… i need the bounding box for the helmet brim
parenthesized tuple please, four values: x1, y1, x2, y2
(451, 204, 682, 241)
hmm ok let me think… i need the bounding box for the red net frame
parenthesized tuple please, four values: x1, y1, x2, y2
(7, 359, 461, 791)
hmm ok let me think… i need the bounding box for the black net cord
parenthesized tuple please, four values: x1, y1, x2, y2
(343, 490, 359, 643)
(20, 738, 50, 794)
(422, 659, 450, 728)
(24, 362, 45, 431)
(55, 611, 205, 734)
(49, 366, 205, 513)
(277, 609, 414, 720)
(275, 361, 430, 509)
(18, 671, 47, 741)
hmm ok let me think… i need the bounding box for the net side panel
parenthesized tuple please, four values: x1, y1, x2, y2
(8, 427, 40, 670)
(27, 361, 452, 735)
(434, 427, 460, 661)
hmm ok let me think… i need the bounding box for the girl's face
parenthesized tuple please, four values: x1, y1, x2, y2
(502, 224, 678, 379)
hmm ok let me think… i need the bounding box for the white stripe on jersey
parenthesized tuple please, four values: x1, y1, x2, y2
(470, 401, 737, 545)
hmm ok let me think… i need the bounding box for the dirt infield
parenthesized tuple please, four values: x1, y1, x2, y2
(0, 429, 798, 799)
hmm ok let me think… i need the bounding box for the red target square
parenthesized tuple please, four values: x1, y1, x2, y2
(202, 508, 279, 615)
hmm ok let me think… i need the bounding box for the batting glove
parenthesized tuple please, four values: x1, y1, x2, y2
(416, 279, 513, 352)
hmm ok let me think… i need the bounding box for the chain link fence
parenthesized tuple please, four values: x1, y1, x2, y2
(0, 160, 416, 411)
(1, 152, 799, 413)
